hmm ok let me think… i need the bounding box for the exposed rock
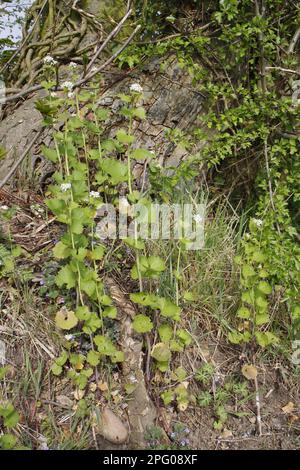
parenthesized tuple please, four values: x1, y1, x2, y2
(106, 277, 157, 449)
(98, 407, 129, 445)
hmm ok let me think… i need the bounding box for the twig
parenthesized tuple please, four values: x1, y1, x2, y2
(84, 8, 133, 75)
(265, 66, 300, 77)
(0, 129, 43, 189)
(288, 26, 300, 53)
(264, 138, 281, 234)
(75, 25, 141, 89)
(254, 375, 262, 436)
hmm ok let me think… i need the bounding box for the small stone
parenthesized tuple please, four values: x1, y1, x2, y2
(98, 407, 128, 444)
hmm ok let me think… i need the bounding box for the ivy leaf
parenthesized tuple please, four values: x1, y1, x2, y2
(42, 145, 58, 162)
(161, 390, 174, 405)
(103, 306, 117, 319)
(55, 308, 78, 330)
(176, 329, 192, 346)
(51, 363, 63, 376)
(0, 433, 17, 450)
(81, 279, 96, 297)
(237, 306, 251, 319)
(242, 265, 256, 278)
(255, 331, 279, 347)
(101, 158, 128, 185)
(116, 129, 135, 144)
(87, 350, 100, 366)
(133, 107, 146, 120)
(111, 351, 125, 363)
(123, 238, 145, 250)
(159, 298, 181, 321)
(158, 323, 173, 343)
(170, 340, 184, 352)
(90, 245, 105, 260)
(131, 148, 154, 160)
(94, 335, 116, 356)
(75, 306, 90, 320)
(55, 351, 69, 366)
(255, 312, 270, 325)
(0, 404, 19, 428)
(56, 264, 76, 289)
(83, 313, 102, 334)
(151, 342, 171, 362)
(53, 241, 71, 259)
(132, 314, 153, 333)
(257, 281, 272, 295)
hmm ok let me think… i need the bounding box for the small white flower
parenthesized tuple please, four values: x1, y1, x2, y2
(64, 334, 74, 341)
(130, 83, 143, 93)
(253, 218, 263, 227)
(90, 191, 100, 198)
(43, 55, 57, 66)
(61, 81, 73, 91)
(60, 183, 71, 192)
(69, 61, 77, 69)
(193, 214, 204, 224)
(129, 375, 138, 384)
(157, 11, 162, 15)
(0, 205, 9, 211)
(68, 91, 75, 99)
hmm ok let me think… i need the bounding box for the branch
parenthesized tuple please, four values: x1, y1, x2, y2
(3, 21, 140, 104)
(84, 8, 133, 75)
(0, 129, 43, 189)
(288, 26, 300, 54)
(75, 25, 141, 89)
(265, 66, 300, 77)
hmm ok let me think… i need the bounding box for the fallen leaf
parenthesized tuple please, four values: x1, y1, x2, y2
(282, 401, 294, 414)
(56, 395, 73, 408)
(242, 364, 258, 381)
(221, 428, 233, 439)
(73, 389, 85, 401)
(288, 414, 299, 424)
(98, 381, 109, 392)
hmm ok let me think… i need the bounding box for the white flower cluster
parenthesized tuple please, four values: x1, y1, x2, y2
(130, 83, 143, 93)
(61, 81, 73, 91)
(0, 205, 9, 211)
(43, 55, 57, 66)
(253, 218, 263, 227)
(90, 191, 100, 198)
(69, 62, 77, 69)
(60, 183, 71, 192)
